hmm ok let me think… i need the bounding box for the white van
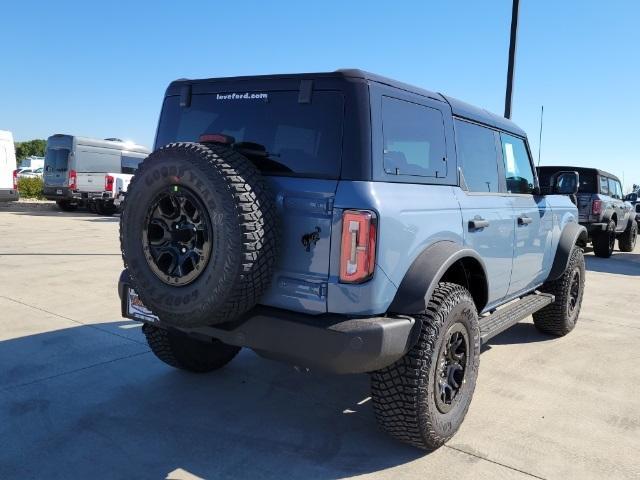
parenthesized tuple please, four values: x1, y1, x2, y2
(20, 156, 45, 170)
(0, 130, 18, 202)
(43, 135, 149, 210)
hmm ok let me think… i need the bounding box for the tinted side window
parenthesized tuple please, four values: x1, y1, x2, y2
(500, 133, 534, 194)
(455, 120, 499, 192)
(382, 96, 447, 178)
(121, 155, 145, 174)
(608, 178, 622, 199)
(599, 176, 609, 195)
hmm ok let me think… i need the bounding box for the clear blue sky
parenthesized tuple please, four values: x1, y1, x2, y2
(1, 1, 638, 189)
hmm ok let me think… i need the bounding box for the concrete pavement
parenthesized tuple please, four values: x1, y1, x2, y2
(1, 208, 639, 479)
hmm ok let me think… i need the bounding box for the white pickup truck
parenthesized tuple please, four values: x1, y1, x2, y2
(76, 172, 133, 215)
(43, 135, 149, 212)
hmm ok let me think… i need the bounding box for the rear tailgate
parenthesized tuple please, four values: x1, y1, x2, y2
(76, 173, 106, 193)
(576, 193, 593, 222)
(258, 177, 337, 314)
(154, 83, 350, 315)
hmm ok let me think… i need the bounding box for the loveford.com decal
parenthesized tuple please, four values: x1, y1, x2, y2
(216, 92, 268, 101)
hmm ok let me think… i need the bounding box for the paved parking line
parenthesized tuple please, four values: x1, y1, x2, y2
(0, 294, 147, 346)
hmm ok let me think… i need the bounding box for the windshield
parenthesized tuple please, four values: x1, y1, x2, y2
(155, 91, 344, 178)
(45, 148, 70, 172)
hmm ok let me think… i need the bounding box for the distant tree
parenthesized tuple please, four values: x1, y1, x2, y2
(14, 139, 47, 164)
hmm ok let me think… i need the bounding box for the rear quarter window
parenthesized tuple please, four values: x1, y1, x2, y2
(121, 155, 145, 174)
(381, 96, 447, 178)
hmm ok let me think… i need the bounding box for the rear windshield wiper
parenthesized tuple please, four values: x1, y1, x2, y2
(233, 141, 292, 174)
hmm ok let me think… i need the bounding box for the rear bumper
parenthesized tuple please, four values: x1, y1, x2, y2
(0, 189, 19, 202)
(43, 186, 111, 202)
(43, 186, 74, 201)
(118, 271, 417, 374)
(581, 222, 607, 235)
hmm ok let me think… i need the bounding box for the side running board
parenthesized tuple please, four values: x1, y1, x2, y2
(479, 292, 555, 344)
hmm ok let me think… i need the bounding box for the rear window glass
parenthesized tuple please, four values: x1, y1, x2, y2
(45, 148, 70, 172)
(538, 168, 597, 193)
(155, 91, 344, 178)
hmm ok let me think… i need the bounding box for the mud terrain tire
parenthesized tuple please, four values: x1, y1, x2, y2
(371, 283, 480, 451)
(143, 324, 240, 372)
(533, 246, 585, 336)
(120, 142, 278, 328)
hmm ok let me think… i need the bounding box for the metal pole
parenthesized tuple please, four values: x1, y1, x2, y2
(504, 0, 520, 119)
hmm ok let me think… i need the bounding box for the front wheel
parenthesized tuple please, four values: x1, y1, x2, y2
(618, 220, 637, 252)
(533, 246, 585, 336)
(143, 324, 241, 373)
(371, 283, 480, 451)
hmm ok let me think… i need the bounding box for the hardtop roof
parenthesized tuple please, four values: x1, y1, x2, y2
(166, 69, 527, 138)
(47, 134, 150, 154)
(537, 165, 621, 182)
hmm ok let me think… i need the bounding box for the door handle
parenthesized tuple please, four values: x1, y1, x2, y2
(469, 218, 490, 230)
(518, 215, 533, 225)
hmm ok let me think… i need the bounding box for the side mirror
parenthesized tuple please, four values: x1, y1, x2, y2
(553, 171, 579, 195)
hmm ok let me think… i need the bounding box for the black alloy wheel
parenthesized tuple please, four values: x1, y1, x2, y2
(142, 186, 212, 286)
(568, 269, 581, 315)
(435, 323, 469, 414)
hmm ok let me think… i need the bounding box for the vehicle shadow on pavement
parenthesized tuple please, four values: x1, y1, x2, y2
(484, 321, 555, 348)
(0, 323, 424, 480)
(585, 252, 640, 276)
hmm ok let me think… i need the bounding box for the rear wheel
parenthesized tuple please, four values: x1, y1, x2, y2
(97, 201, 117, 216)
(56, 200, 77, 212)
(618, 220, 637, 252)
(533, 246, 585, 336)
(371, 283, 480, 451)
(143, 323, 240, 373)
(593, 220, 616, 258)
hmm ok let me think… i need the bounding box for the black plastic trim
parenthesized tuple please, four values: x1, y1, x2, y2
(388, 241, 489, 315)
(547, 222, 588, 281)
(119, 271, 417, 374)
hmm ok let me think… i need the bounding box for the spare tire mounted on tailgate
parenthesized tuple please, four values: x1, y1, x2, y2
(120, 142, 278, 328)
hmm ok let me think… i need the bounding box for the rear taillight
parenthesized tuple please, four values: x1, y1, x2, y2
(592, 199, 602, 215)
(68, 170, 77, 190)
(339, 210, 377, 283)
(12, 170, 18, 190)
(105, 175, 114, 192)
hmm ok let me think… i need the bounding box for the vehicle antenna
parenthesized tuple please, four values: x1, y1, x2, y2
(537, 105, 544, 166)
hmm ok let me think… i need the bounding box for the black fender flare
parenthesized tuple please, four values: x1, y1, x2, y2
(547, 222, 588, 281)
(388, 241, 488, 315)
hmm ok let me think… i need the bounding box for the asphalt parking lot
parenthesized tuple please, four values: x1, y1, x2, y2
(1, 207, 639, 480)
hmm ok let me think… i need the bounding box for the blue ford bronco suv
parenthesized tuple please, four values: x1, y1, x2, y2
(538, 166, 636, 257)
(119, 70, 587, 450)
